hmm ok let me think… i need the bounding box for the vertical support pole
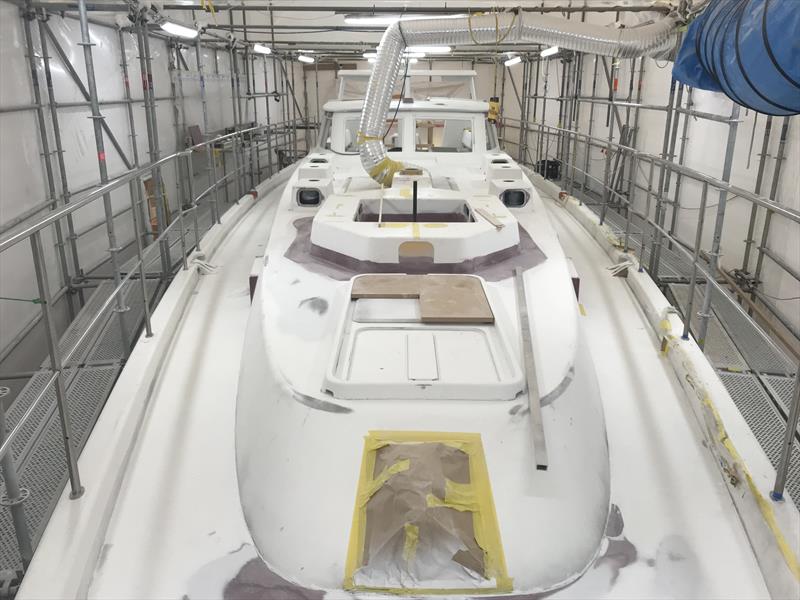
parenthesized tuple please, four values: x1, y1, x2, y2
(624, 154, 639, 253)
(771, 369, 800, 501)
(37, 10, 84, 307)
(117, 27, 150, 249)
(77, 0, 130, 356)
(649, 79, 679, 275)
(186, 151, 197, 258)
(30, 231, 83, 499)
(517, 58, 529, 164)
(21, 4, 74, 319)
(668, 86, 694, 246)
(127, 182, 152, 338)
(137, 17, 171, 278)
(742, 115, 773, 271)
(314, 59, 320, 147)
(697, 104, 741, 348)
(682, 182, 709, 340)
(538, 59, 549, 173)
(582, 56, 598, 194)
(623, 57, 645, 217)
(752, 117, 790, 294)
(639, 159, 655, 272)
(263, 56, 274, 177)
(169, 42, 188, 224)
(0, 402, 33, 569)
(195, 41, 220, 224)
(599, 58, 618, 226)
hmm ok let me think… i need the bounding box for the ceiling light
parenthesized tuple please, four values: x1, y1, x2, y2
(298, 49, 315, 53)
(504, 55, 522, 67)
(252, 43, 271, 55)
(406, 58, 419, 64)
(403, 51, 425, 58)
(297, 54, 315, 64)
(344, 14, 407, 26)
(363, 51, 377, 59)
(343, 13, 466, 25)
(540, 45, 559, 58)
(159, 20, 198, 39)
(406, 45, 451, 54)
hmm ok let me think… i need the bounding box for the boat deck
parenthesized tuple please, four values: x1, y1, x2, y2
(83, 183, 767, 598)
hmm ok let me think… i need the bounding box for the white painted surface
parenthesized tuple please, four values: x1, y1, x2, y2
(81, 189, 281, 598)
(61, 179, 769, 599)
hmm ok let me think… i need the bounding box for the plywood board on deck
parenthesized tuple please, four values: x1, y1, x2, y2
(350, 274, 494, 324)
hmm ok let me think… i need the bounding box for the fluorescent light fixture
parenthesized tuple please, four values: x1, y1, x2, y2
(297, 54, 315, 64)
(406, 57, 419, 64)
(297, 49, 315, 53)
(406, 45, 451, 54)
(363, 51, 377, 59)
(252, 43, 271, 55)
(159, 20, 198, 39)
(540, 45, 560, 58)
(403, 51, 425, 58)
(504, 55, 522, 67)
(344, 13, 466, 25)
(345, 14, 407, 25)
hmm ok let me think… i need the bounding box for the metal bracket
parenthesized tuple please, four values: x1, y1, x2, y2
(0, 488, 30, 508)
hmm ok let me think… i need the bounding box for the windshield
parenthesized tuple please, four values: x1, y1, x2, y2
(415, 118, 473, 153)
(344, 117, 403, 152)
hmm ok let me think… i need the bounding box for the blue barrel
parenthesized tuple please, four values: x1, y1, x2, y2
(673, 0, 800, 116)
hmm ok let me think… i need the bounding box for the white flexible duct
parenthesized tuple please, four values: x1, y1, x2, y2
(358, 12, 681, 185)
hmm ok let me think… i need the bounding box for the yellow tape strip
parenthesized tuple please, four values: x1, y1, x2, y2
(357, 132, 384, 143)
(402, 523, 419, 564)
(368, 156, 405, 186)
(665, 338, 800, 581)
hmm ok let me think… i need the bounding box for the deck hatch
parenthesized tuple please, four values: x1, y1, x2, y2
(344, 431, 512, 594)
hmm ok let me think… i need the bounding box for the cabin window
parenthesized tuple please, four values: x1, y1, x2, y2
(500, 189, 528, 208)
(344, 118, 403, 152)
(415, 118, 473, 153)
(297, 189, 322, 206)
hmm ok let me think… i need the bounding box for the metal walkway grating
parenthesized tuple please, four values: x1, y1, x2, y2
(581, 195, 697, 281)
(542, 181, 800, 505)
(668, 284, 750, 372)
(0, 277, 160, 574)
(718, 372, 800, 503)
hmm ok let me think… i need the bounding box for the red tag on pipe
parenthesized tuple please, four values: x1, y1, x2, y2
(98, 151, 106, 161)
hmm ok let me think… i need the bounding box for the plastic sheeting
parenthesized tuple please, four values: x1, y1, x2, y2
(344, 431, 511, 594)
(672, 0, 800, 116)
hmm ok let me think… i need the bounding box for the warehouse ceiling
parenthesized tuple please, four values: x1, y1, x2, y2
(18, 0, 679, 58)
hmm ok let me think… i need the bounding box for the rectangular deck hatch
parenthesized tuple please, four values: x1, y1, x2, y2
(344, 431, 512, 594)
(325, 274, 524, 400)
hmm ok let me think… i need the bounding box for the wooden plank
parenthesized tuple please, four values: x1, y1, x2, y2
(474, 207, 505, 230)
(419, 275, 494, 324)
(514, 267, 548, 471)
(351, 274, 422, 299)
(351, 274, 494, 325)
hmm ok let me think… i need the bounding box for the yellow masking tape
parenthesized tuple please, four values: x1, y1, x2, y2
(345, 431, 512, 594)
(403, 523, 419, 564)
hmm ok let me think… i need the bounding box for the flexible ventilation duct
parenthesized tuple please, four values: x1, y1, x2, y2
(672, 0, 800, 116)
(358, 12, 681, 185)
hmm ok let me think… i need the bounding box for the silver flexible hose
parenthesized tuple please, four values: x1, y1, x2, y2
(359, 12, 680, 185)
